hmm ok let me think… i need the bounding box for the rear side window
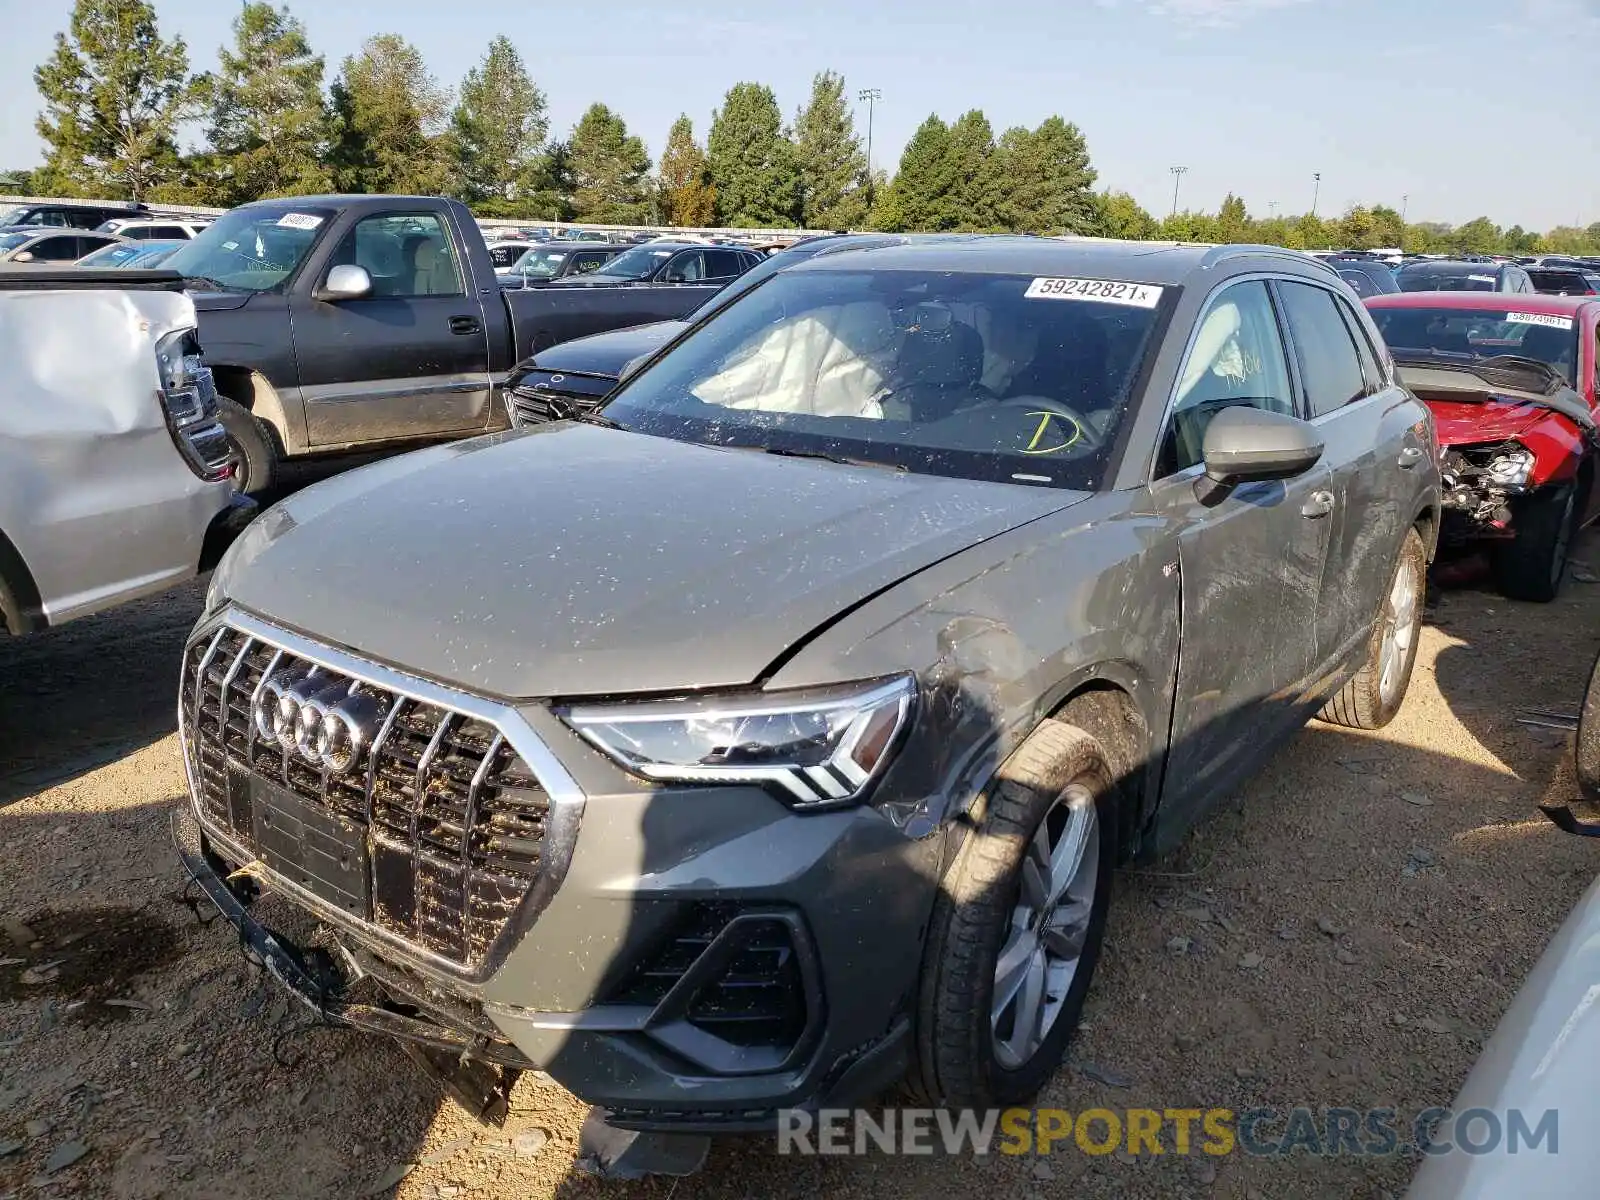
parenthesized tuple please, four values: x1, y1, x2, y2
(32, 235, 84, 261)
(703, 249, 744, 279)
(1276, 281, 1369, 418)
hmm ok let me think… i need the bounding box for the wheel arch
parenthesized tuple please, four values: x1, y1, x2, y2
(208, 366, 298, 455)
(1047, 675, 1154, 865)
(1412, 501, 1441, 562)
(0, 524, 46, 634)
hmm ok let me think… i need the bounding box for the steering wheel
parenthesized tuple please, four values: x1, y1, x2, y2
(995, 396, 1104, 453)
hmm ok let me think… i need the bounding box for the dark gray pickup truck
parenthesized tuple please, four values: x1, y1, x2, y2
(159, 195, 729, 491)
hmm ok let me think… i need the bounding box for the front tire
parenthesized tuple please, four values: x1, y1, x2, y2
(1492, 482, 1579, 603)
(1319, 527, 1426, 730)
(908, 720, 1115, 1108)
(217, 395, 277, 495)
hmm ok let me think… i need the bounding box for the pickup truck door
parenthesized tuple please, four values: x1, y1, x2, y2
(291, 210, 492, 448)
(1148, 279, 1335, 824)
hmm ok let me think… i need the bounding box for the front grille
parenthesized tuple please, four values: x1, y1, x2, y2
(610, 905, 810, 1051)
(181, 625, 556, 969)
(507, 385, 606, 428)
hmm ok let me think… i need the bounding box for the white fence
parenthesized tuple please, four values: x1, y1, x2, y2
(0, 194, 814, 241)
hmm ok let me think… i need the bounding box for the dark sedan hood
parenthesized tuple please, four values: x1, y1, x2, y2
(522, 321, 687, 378)
(220, 425, 1085, 699)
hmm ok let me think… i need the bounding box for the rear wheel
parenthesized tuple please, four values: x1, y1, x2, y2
(1319, 528, 1426, 730)
(908, 720, 1115, 1107)
(217, 395, 277, 495)
(1492, 482, 1579, 603)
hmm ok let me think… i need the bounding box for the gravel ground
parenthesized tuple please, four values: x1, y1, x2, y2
(2, 538, 1599, 1200)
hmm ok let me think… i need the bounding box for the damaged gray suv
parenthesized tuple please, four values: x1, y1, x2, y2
(176, 240, 1440, 1137)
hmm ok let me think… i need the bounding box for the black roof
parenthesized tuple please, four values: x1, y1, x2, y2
(787, 236, 1331, 286)
(1396, 260, 1507, 274)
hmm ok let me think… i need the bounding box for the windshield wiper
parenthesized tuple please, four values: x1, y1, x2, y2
(572, 411, 623, 429)
(740, 445, 907, 472)
(180, 275, 233, 291)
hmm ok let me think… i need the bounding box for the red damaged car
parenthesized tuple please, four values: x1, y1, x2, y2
(1365, 292, 1598, 601)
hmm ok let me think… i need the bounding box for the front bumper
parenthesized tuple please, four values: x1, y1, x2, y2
(176, 620, 940, 1126)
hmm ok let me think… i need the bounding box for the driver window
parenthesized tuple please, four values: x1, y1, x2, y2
(1159, 280, 1294, 477)
(332, 214, 463, 298)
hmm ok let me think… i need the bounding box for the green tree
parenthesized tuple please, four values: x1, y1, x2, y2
(878, 114, 954, 231)
(657, 115, 715, 227)
(792, 70, 866, 230)
(706, 82, 799, 227)
(992, 117, 1099, 235)
(33, 0, 196, 199)
(516, 139, 573, 221)
(1093, 191, 1159, 240)
(1449, 216, 1502, 256)
(0, 169, 38, 196)
(1369, 205, 1405, 249)
(1215, 193, 1251, 243)
(328, 34, 451, 194)
(567, 103, 651, 223)
(1502, 225, 1541, 256)
(944, 109, 1000, 230)
(1296, 212, 1330, 250)
(450, 35, 548, 215)
(1337, 204, 1378, 250)
(1160, 211, 1221, 243)
(192, 3, 327, 206)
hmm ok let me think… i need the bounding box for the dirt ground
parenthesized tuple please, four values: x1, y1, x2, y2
(3, 537, 1599, 1200)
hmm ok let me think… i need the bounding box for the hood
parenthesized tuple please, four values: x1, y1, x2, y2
(1427, 398, 1553, 447)
(522, 321, 687, 378)
(219, 424, 1085, 699)
(186, 288, 252, 313)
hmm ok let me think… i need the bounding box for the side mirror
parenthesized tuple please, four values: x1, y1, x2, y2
(314, 264, 372, 302)
(1196, 406, 1323, 502)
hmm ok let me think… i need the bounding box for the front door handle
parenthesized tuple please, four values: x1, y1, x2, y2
(1301, 490, 1336, 519)
(1398, 446, 1425, 469)
(449, 315, 481, 335)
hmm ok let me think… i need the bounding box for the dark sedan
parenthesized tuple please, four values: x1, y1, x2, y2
(542, 241, 763, 288)
(1396, 259, 1536, 293)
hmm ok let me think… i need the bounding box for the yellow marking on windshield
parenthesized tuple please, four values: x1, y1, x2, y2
(1022, 411, 1083, 455)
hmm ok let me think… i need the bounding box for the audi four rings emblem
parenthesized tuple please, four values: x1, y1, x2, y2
(253, 668, 387, 775)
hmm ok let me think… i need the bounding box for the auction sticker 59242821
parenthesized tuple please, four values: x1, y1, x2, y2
(1025, 277, 1165, 308)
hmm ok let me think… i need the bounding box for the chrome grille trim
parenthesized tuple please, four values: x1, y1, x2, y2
(177, 607, 586, 984)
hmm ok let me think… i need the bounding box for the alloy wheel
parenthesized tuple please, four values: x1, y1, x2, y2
(1378, 553, 1419, 707)
(991, 783, 1100, 1071)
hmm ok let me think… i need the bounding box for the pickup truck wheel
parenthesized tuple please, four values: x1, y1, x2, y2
(907, 720, 1114, 1107)
(1492, 482, 1579, 603)
(217, 395, 277, 495)
(1318, 528, 1425, 730)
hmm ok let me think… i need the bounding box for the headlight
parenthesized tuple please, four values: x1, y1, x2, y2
(1485, 447, 1535, 489)
(562, 675, 916, 809)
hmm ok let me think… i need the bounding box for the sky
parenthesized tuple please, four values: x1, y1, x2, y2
(2, 0, 1598, 230)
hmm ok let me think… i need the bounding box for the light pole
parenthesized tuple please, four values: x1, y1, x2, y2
(1401, 194, 1409, 224)
(1311, 172, 1322, 218)
(858, 88, 882, 210)
(1169, 166, 1188, 218)
(1268, 200, 1279, 218)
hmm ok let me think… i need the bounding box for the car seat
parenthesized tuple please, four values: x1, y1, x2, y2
(892, 322, 987, 421)
(405, 237, 457, 295)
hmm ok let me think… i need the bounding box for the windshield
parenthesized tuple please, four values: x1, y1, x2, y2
(507, 247, 571, 279)
(1369, 306, 1580, 385)
(0, 231, 35, 252)
(1397, 266, 1499, 292)
(163, 205, 334, 291)
(77, 242, 150, 268)
(0, 207, 23, 227)
(593, 245, 676, 280)
(602, 268, 1167, 490)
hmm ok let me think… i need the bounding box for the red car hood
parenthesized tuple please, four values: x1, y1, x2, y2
(1428, 398, 1553, 448)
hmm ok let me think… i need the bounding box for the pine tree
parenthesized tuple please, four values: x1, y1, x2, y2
(658, 115, 715, 227)
(792, 70, 866, 230)
(192, 3, 327, 206)
(33, 0, 196, 199)
(328, 34, 451, 195)
(992, 117, 1098, 234)
(944, 109, 1001, 231)
(450, 36, 549, 215)
(706, 82, 799, 228)
(878, 114, 954, 231)
(567, 103, 651, 223)
(1216, 192, 1250, 242)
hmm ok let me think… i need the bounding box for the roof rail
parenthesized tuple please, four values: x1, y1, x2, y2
(1199, 243, 1340, 276)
